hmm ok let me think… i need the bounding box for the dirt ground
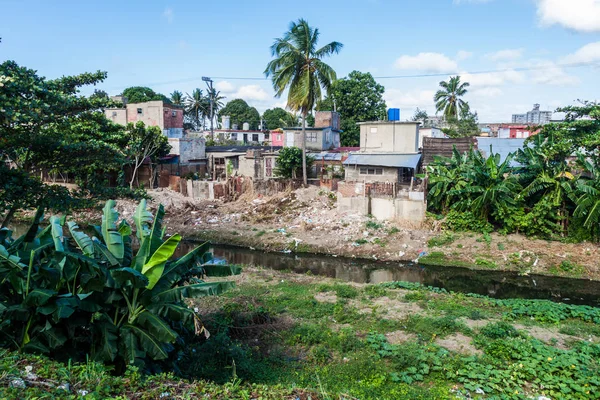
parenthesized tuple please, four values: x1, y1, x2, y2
(28, 186, 600, 281)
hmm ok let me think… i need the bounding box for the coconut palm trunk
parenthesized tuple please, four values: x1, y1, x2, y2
(301, 111, 307, 186)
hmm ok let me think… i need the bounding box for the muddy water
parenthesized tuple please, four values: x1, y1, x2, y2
(184, 243, 600, 306)
(7, 223, 600, 305)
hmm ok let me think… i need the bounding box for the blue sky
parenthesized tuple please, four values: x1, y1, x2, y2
(2, 0, 600, 121)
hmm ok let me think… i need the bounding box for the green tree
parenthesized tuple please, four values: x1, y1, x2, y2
(274, 147, 313, 179)
(125, 122, 170, 189)
(184, 89, 207, 131)
(434, 76, 470, 120)
(263, 107, 290, 130)
(412, 108, 428, 125)
(122, 86, 169, 104)
(89, 89, 109, 101)
(443, 106, 480, 138)
(218, 99, 261, 130)
(0, 60, 118, 227)
(170, 90, 184, 106)
(317, 71, 386, 147)
(265, 18, 343, 185)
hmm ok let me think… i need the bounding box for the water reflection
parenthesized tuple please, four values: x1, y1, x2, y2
(191, 243, 600, 306)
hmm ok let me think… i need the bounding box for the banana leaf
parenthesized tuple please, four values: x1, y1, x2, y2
(141, 234, 181, 290)
(133, 199, 153, 240)
(123, 324, 169, 360)
(148, 204, 165, 256)
(49, 216, 64, 252)
(151, 281, 235, 303)
(137, 311, 178, 343)
(101, 200, 124, 260)
(67, 221, 94, 256)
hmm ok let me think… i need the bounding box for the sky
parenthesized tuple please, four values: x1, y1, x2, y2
(2, 0, 600, 122)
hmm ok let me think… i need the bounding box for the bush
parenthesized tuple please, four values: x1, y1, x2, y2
(0, 200, 241, 370)
(480, 322, 520, 339)
(444, 210, 493, 234)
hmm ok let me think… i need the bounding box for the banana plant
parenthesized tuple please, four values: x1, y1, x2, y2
(0, 200, 241, 368)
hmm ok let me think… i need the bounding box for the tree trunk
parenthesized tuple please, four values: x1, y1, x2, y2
(130, 160, 140, 190)
(302, 112, 307, 187)
(1, 205, 18, 229)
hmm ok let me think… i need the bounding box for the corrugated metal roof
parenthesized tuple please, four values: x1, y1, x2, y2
(312, 152, 342, 161)
(343, 153, 421, 169)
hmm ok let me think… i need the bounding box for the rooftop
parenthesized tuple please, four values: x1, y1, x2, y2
(343, 153, 421, 169)
(206, 145, 282, 153)
(357, 121, 420, 126)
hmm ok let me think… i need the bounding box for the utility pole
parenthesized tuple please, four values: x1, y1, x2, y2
(202, 76, 214, 141)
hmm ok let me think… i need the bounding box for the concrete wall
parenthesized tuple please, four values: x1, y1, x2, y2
(418, 127, 444, 148)
(127, 101, 164, 127)
(104, 109, 127, 125)
(284, 127, 341, 151)
(337, 195, 425, 223)
(359, 122, 420, 154)
(477, 137, 526, 164)
(345, 164, 398, 183)
(237, 154, 278, 179)
(169, 138, 206, 163)
(315, 111, 340, 130)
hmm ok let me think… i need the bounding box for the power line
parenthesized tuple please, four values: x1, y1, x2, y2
(105, 61, 599, 91)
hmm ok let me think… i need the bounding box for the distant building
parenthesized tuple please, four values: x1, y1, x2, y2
(282, 111, 341, 151)
(105, 100, 184, 138)
(497, 124, 539, 139)
(512, 104, 552, 125)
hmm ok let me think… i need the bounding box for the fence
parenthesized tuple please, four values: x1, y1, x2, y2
(179, 176, 303, 202)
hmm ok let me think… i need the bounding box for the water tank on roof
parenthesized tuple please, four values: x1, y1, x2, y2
(222, 115, 231, 130)
(243, 122, 250, 131)
(388, 108, 400, 121)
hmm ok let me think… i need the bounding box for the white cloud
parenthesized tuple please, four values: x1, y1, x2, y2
(561, 41, 600, 63)
(486, 48, 524, 61)
(461, 69, 525, 87)
(394, 52, 458, 73)
(471, 87, 504, 97)
(536, 0, 600, 33)
(530, 61, 580, 85)
(384, 89, 436, 112)
(163, 7, 174, 23)
(232, 85, 270, 102)
(456, 50, 473, 60)
(215, 80, 235, 92)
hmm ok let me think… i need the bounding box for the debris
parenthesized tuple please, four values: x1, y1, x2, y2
(58, 383, 70, 391)
(9, 378, 25, 388)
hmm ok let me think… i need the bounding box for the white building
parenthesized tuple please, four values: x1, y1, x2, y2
(512, 104, 552, 125)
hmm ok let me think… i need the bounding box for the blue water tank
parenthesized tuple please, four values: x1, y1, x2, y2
(388, 108, 400, 121)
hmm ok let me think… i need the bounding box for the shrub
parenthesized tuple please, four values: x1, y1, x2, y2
(480, 322, 520, 339)
(0, 200, 241, 370)
(427, 232, 456, 247)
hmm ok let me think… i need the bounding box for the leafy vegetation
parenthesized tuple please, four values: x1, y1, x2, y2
(274, 146, 314, 179)
(425, 101, 600, 242)
(0, 200, 240, 371)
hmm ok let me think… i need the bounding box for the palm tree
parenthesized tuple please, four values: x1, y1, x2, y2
(170, 90, 184, 106)
(184, 89, 207, 131)
(434, 76, 470, 120)
(265, 19, 343, 185)
(206, 88, 225, 129)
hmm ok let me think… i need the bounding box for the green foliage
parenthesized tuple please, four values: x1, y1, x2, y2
(274, 147, 313, 179)
(218, 99, 261, 131)
(0, 61, 129, 226)
(427, 232, 455, 247)
(262, 107, 291, 130)
(442, 106, 480, 138)
(124, 121, 171, 189)
(317, 71, 387, 147)
(404, 315, 464, 340)
(0, 200, 240, 370)
(365, 220, 383, 230)
(475, 258, 497, 269)
(479, 321, 520, 339)
(434, 76, 469, 120)
(121, 86, 170, 104)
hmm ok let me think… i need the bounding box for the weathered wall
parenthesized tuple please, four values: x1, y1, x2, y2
(359, 122, 420, 153)
(104, 109, 127, 125)
(180, 177, 302, 201)
(345, 165, 398, 182)
(168, 138, 206, 163)
(126, 101, 163, 127)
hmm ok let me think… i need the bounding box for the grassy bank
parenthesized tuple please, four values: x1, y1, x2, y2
(4, 267, 600, 399)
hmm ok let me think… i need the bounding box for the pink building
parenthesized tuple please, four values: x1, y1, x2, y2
(270, 130, 285, 146)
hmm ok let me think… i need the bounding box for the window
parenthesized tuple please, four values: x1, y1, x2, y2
(252, 134, 259, 142)
(398, 167, 412, 183)
(307, 132, 318, 142)
(171, 111, 177, 117)
(230, 133, 237, 141)
(264, 133, 270, 140)
(359, 167, 383, 175)
(111, 111, 117, 117)
(137, 108, 143, 115)
(370, 127, 378, 134)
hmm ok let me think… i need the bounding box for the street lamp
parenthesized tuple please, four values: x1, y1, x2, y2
(202, 76, 214, 141)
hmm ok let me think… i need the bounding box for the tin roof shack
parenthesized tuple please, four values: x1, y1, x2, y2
(343, 153, 421, 184)
(283, 111, 342, 151)
(238, 149, 280, 180)
(205, 146, 282, 180)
